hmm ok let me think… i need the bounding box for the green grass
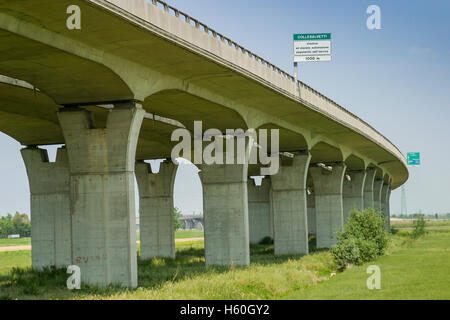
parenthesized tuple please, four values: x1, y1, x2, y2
(0, 251, 31, 276)
(174, 230, 204, 239)
(391, 220, 450, 235)
(284, 230, 450, 300)
(0, 238, 335, 300)
(0, 237, 31, 247)
(0, 230, 203, 248)
(391, 219, 450, 229)
(1, 225, 448, 300)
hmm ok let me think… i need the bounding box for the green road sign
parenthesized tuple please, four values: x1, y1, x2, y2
(293, 33, 331, 40)
(407, 152, 421, 166)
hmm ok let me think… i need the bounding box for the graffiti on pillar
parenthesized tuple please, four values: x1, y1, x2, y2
(74, 255, 103, 264)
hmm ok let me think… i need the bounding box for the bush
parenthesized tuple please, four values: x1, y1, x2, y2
(259, 236, 274, 245)
(174, 207, 182, 231)
(411, 215, 426, 239)
(331, 208, 389, 270)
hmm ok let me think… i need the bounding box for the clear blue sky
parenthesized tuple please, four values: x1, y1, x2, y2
(1, 0, 449, 217)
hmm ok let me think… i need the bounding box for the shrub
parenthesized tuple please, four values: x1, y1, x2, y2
(331, 208, 389, 270)
(411, 215, 426, 239)
(259, 236, 274, 245)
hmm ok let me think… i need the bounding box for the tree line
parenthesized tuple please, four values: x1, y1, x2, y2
(0, 213, 31, 238)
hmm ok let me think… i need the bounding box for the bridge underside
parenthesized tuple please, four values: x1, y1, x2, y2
(0, 0, 406, 288)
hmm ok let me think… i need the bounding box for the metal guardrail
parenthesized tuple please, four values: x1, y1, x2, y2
(149, 0, 406, 162)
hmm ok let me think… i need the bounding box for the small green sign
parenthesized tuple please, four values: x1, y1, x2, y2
(293, 33, 331, 41)
(407, 152, 421, 166)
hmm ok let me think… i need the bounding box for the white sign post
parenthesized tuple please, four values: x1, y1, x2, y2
(293, 33, 332, 62)
(293, 33, 332, 96)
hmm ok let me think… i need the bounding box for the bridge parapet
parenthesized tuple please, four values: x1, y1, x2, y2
(148, 0, 295, 82)
(106, 0, 406, 185)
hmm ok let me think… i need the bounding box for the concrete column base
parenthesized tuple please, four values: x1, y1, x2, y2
(310, 163, 346, 248)
(200, 163, 250, 266)
(21, 147, 71, 269)
(248, 177, 273, 245)
(58, 102, 144, 288)
(136, 161, 177, 259)
(271, 153, 311, 255)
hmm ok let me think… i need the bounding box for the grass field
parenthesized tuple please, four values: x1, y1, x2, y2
(174, 230, 204, 239)
(0, 230, 204, 248)
(0, 237, 31, 247)
(0, 222, 449, 300)
(391, 220, 450, 234)
(285, 231, 450, 299)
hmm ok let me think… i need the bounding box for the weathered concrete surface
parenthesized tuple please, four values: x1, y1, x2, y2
(307, 193, 316, 234)
(58, 102, 144, 288)
(200, 161, 249, 266)
(343, 170, 366, 222)
(135, 161, 177, 259)
(373, 179, 384, 212)
(363, 169, 376, 209)
(21, 147, 71, 269)
(271, 154, 311, 255)
(248, 177, 273, 245)
(310, 163, 346, 248)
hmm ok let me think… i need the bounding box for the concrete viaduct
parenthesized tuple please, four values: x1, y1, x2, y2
(0, 0, 408, 288)
(179, 215, 204, 230)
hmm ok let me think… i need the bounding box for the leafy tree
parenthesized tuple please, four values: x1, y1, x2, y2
(173, 207, 182, 231)
(0, 213, 31, 238)
(411, 215, 426, 239)
(331, 208, 389, 271)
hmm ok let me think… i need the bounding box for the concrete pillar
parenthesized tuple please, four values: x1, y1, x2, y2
(363, 168, 376, 208)
(271, 153, 311, 255)
(135, 161, 177, 259)
(373, 179, 384, 212)
(386, 187, 391, 231)
(310, 163, 346, 248)
(57, 102, 144, 288)
(21, 147, 71, 269)
(200, 162, 250, 266)
(342, 170, 366, 222)
(307, 193, 316, 234)
(381, 183, 391, 230)
(248, 177, 273, 244)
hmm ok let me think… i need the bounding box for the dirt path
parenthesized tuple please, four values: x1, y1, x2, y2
(0, 238, 204, 253)
(0, 245, 31, 252)
(175, 237, 204, 243)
